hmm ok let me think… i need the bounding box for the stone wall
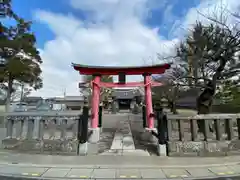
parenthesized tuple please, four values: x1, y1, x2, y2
(166, 114, 240, 157)
(168, 140, 240, 157)
(1, 111, 81, 155)
(3, 137, 79, 155)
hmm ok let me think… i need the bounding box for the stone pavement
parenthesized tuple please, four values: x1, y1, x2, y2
(96, 113, 155, 156)
(99, 113, 165, 156)
(0, 151, 240, 179)
(100, 115, 150, 156)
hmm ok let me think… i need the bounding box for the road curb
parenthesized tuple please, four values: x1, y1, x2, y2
(0, 151, 240, 169)
(0, 161, 239, 169)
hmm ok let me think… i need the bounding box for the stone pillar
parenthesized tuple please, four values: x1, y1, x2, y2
(111, 97, 117, 114)
(130, 100, 134, 111)
(72, 118, 78, 139)
(116, 100, 119, 112)
(33, 117, 40, 140)
(16, 119, 24, 140)
(143, 74, 154, 129)
(61, 119, 67, 140)
(132, 99, 139, 114)
(27, 118, 34, 140)
(6, 118, 13, 139)
(39, 119, 45, 140)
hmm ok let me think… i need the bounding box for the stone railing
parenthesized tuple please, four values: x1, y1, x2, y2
(166, 114, 240, 156)
(2, 111, 83, 154)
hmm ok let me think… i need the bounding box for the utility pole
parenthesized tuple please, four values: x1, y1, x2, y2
(62, 88, 66, 110)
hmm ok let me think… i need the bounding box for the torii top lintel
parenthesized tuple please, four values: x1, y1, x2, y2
(72, 63, 171, 75)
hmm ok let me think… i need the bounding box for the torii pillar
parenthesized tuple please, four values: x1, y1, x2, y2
(143, 73, 154, 129)
(89, 75, 101, 143)
(91, 75, 101, 128)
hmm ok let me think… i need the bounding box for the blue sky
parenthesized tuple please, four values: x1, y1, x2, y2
(7, 0, 240, 97)
(12, 0, 201, 48)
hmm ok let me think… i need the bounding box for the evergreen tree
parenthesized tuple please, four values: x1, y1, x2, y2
(0, 0, 42, 111)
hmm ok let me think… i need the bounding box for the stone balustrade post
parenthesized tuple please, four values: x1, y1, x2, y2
(33, 117, 39, 140)
(111, 100, 117, 114)
(6, 118, 13, 139)
(48, 118, 56, 139)
(61, 119, 67, 140)
(16, 119, 24, 140)
(39, 119, 45, 140)
(73, 118, 78, 139)
(33, 117, 45, 140)
(27, 118, 34, 140)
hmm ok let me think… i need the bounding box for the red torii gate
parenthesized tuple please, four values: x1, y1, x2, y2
(72, 63, 171, 131)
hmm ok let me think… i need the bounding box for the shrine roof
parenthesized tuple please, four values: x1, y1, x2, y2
(72, 63, 171, 75)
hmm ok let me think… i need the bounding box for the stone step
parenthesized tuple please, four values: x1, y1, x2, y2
(100, 149, 150, 156)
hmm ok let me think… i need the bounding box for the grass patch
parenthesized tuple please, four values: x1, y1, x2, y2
(164, 108, 197, 115)
(177, 109, 197, 115)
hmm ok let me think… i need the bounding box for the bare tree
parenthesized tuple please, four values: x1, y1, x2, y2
(177, 18, 240, 114)
(152, 64, 188, 114)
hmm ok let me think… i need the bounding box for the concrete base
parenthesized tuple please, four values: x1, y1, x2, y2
(88, 143, 99, 155)
(122, 149, 150, 156)
(88, 128, 100, 143)
(157, 144, 167, 156)
(100, 149, 122, 156)
(141, 128, 157, 143)
(2, 138, 22, 149)
(78, 142, 88, 156)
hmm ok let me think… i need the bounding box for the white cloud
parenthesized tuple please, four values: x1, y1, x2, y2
(31, 0, 177, 97)
(31, 0, 240, 98)
(173, 0, 240, 37)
